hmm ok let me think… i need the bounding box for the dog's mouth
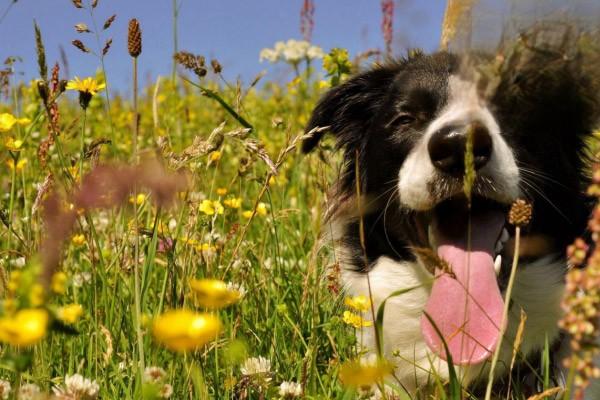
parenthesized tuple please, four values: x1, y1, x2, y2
(415, 195, 510, 366)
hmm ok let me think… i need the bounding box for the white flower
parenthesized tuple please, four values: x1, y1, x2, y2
(53, 374, 99, 399)
(159, 384, 173, 398)
(17, 383, 40, 400)
(10, 257, 25, 268)
(282, 39, 309, 63)
(278, 381, 302, 398)
(240, 356, 271, 376)
(259, 48, 279, 63)
(0, 380, 10, 400)
(73, 272, 92, 287)
(307, 45, 325, 60)
(143, 366, 166, 384)
(226, 282, 246, 298)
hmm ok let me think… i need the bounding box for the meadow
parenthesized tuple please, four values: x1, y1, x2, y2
(1, 1, 600, 400)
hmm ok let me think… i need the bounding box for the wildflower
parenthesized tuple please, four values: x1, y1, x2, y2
(73, 272, 91, 287)
(216, 187, 228, 196)
(197, 243, 217, 259)
(209, 151, 221, 161)
(129, 193, 146, 205)
(53, 373, 99, 399)
(241, 356, 272, 388)
(189, 278, 241, 309)
(6, 158, 27, 172)
(51, 272, 68, 294)
(345, 295, 371, 312)
(29, 284, 45, 307)
(278, 381, 302, 398)
(66, 76, 105, 109)
(339, 356, 393, 388)
(223, 197, 242, 209)
(17, 383, 40, 400)
(71, 234, 86, 247)
(0, 308, 49, 346)
(0, 380, 10, 400)
(256, 202, 268, 216)
(159, 384, 173, 398)
(568, 238, 589, 267)
(152, 309, 221, 352)
(4, 137, 23, 151)
(199, 199, 224, 216)
(0, 113, 16, 132)
(342, 310, 372, 328)
(143, 366, 167, 384)
(57, 304, 84, 324)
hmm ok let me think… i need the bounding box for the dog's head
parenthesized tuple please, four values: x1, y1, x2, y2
(304, 50, 598, 364)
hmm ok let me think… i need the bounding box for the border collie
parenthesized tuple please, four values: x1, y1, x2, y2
(303, 50, 599, 397)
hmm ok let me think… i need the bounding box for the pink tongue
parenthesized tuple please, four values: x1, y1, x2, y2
(421, 211, 505, 365)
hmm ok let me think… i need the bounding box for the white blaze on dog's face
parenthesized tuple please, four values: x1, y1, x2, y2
(398, 74, 520, 211)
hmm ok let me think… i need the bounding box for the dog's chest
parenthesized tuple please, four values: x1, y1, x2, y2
(340, 251, 566, 393)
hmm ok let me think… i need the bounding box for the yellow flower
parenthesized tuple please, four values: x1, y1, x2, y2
(242, 210, 253, 219)
(209, 151, 222, 161)
(339, 357, 393, 388)
(6, 158, 27, 172)
(199, 200, 224, 216)
(189, 279, 241, 309)
(129, 193, 146, 205)
(29, 284, 46, 307)
(223, 197, 242, 209)
(0, 309, 49, 346)
(51, 272, 68, 294)
(4, 137, 23, 151)
(342, 311, 372, 328)
(216, 187, 228, 196)
(16, 117, 31, 126)
(318, 80, 330, 89)
(65, 76, 106, 96)
(0, 113, 17, 132)
(57, 304, 84, 324)
(152, 309, 221, 352)
(71, 234, 86, 247)
(344, 295, 371, 313)
(256, 202, 268, 216)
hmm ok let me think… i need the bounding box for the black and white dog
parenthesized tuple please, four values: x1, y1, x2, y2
(303, 50, 599, 396)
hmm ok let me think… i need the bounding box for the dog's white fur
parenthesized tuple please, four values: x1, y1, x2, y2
(340, 254, 564, 394)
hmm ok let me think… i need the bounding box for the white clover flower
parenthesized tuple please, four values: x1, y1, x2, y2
(226, 282, 246, 298)
(241, 356, 271, 376)
(278, 381, 302, 398)
(307, 45, 325, 60)
(0, 380, 10, 400)
(73, 271, 92, 287)
(53, 374, 99, 400)
(143, 366, 166, 384)
(159, 383, 173, 398)
(17, 383, 40, 400)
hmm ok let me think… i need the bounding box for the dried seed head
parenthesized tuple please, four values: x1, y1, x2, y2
(75, 23, 90, 33)
(103, 14, 116, 30)
(211, 59, 222, 74)
(71, 39, 90, 53)
(174, 51, 207, 78)
(508, 199, 532, 227)
(127, 19, 142, 58)
(37, 80, 49, 104)
(102, 38, 112, 56)
(413, 248, 455, 278)
(92, 0, 99, 8)
(71, 0, 83, 8)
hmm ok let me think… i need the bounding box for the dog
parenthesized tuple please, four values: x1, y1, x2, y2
(303, 48, 599, 397)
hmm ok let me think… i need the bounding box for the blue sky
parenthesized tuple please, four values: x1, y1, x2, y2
(0, 0, 446, 93)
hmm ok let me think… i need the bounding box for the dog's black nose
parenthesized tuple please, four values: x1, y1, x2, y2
(427, 122, 493, 176)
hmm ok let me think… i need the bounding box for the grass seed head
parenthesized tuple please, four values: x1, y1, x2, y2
(103, 14, 116, 30)
(509, 199, 532, 227)
(71, 39, 90, 53)
(127, 18, 142, 58)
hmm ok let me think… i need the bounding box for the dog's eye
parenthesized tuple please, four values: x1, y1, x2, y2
(390, 113, 416, 127)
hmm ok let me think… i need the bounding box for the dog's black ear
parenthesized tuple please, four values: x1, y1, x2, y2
(302, 65, 401, 153)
